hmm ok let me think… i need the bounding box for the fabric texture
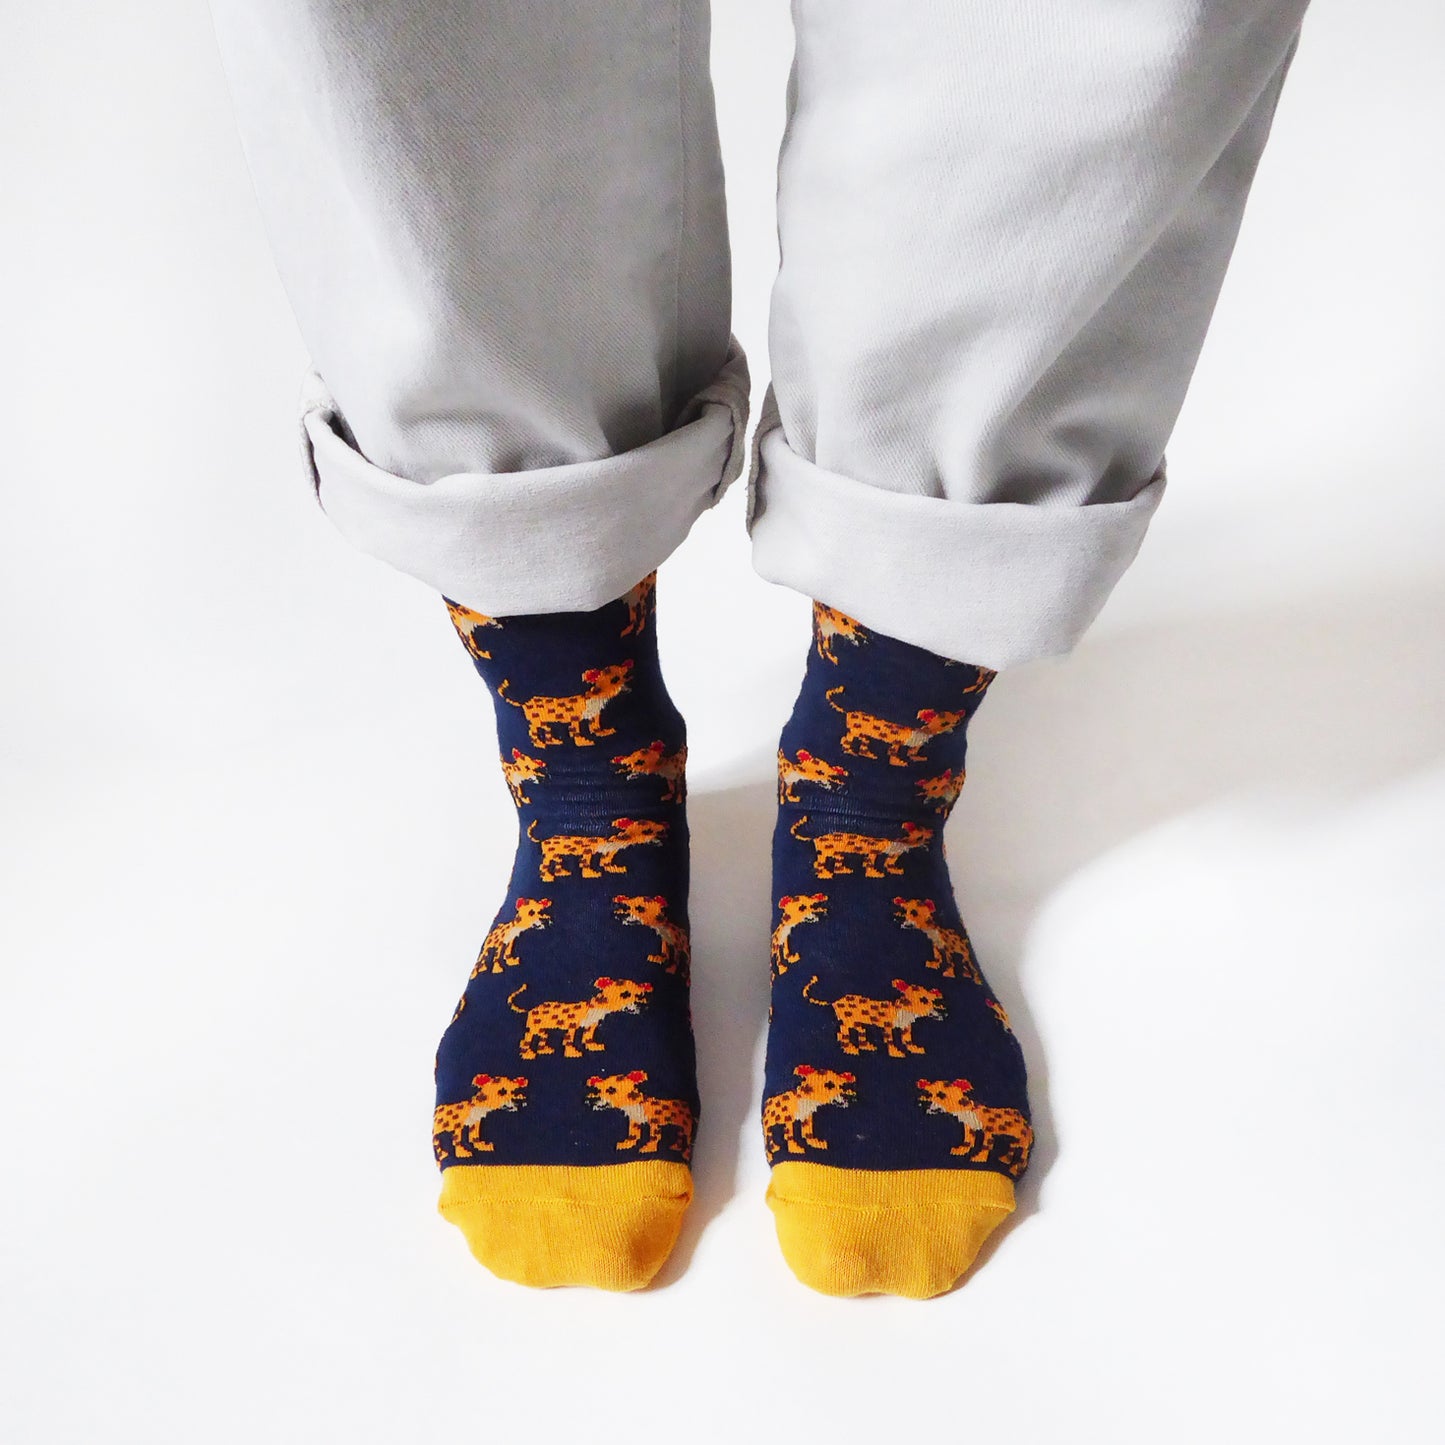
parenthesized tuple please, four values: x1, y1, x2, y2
(431, 575, 698, 1288)
(764, 603, 1029, 1293)
(208, 0, 1309, 668)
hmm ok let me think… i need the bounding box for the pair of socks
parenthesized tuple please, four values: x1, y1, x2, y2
(431, 574, 1030, 1297)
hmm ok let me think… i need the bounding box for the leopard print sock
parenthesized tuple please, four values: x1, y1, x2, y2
(763, 602, 1031, 1297)
(431, 572, 697, 1290)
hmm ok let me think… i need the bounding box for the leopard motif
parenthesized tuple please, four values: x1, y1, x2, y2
(613, 894, 690, 978)
(777, 747, 849, 804)
(612, 740, 686, 802)
(893, 896, 979, 982)
(948, 662, 998, 696)
(509, 976, 651, 1058)
(432, 1073, 527, 1161)
(812, 602, 868, 664)
(528, 816, 668, 881)
(770, 892, 828, 978)
(587, 1069, 695, 1159)
(802, 975, 945, 1057)
(472, 896, 552, 977)
(986, 998, 1013, 1032)
(762, 1065, 856, 1158)
(620, 572, 656, 637)
(916, 767, 965, 812)
(500, 748, 546, 806)
(825, 686, 965, 767)
(497, 661, 633, 747)
(790, 815, 932, 879)
(444, 598, 502, 661)
(916, 1077, 1032, 1177)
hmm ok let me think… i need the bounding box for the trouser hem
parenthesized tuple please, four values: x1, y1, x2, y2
(296, 335, 750, 615)
(745, 405, 1166, 670)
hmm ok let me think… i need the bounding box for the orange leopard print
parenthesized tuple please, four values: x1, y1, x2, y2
(612, 739, 686, 802)
(528, 816, 668, 881)
(790, 815, 932, 879)
(762, 1065, 856, 1158)
(813, 602, 868, 664)
(915, 767, 965, 812)
(777, 747, 849, 804)
(802, 975, 945, 1057)
(445, 599, 502, 661)
(497, 661, 633, 747)
(620, 572, 656, 637)
(500, 748, 546, 806)
(472, 896, 552, 977)
(433, 1073, 527, 1161)
(917, 1078, 1032, 1177)
(586, 1069, 695, 1158)
(770, 892, 828, 978)
(986, 998, 1013, 1032)
(613, 894, 690, 977)
(825, 685, 966, 767)
(509, 977, 651, 1058)
(893, 897, 980, 982)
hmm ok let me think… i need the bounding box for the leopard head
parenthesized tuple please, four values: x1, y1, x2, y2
(587, 1069, 648, 1110)
(612, 894, 668, 926)
(611, 817, 669, 844)
(893, 979, 946, 1016)
(892, 897, 938, 928)
(916, 1077, 974, 1117)
(470, 1073, 528, 1112)
(792, 1064, 856, 1106)
(512, 897, 552, 927)
(777, 893, 828, 926)
(590, 977, 653, 1013)
(914, 707, 965, 736)
(581, 661, 634, 693)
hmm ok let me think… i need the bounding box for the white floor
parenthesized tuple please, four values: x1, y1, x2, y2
(3, 2, 1443, 1442)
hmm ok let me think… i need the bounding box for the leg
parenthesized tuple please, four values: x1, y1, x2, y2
(758, 4, 1310, 1292)
(748, 0, 1308, 670)
(208, 0, 749, 614)
(210, 2, 712, 1294)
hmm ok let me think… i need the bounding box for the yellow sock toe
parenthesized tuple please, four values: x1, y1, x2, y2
(766, 1164, 1015, 1299)
(439, 1162, 692, 1291)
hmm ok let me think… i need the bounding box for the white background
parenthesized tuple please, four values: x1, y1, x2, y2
(3, 2, 1443, 1441)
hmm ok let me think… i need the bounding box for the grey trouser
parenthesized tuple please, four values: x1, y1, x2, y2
(208, 1, 1308, 668)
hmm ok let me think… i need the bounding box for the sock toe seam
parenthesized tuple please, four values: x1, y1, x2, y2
(768, 1195, 1013, 1213)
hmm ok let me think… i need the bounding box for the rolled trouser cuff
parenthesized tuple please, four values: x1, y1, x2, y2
(296, 335, 750, 615)
(746, 409, 1166, 671)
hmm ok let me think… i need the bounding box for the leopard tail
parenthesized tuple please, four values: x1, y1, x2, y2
(789, 815, 812, 841)
(824, 685, 848, 713)
(496, 678, 525, 708)
(527, 819, 541, 841)
(801, 975, 830, 1008)
(507, 984, 529, 1014)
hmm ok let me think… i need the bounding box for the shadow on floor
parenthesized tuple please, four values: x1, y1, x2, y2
(660, 578, 1445, 1277)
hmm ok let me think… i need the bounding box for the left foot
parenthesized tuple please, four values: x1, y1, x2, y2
(762, 602, 1031, 1298)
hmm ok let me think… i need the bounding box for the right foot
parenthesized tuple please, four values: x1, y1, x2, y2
(432, 573, 697, 1290)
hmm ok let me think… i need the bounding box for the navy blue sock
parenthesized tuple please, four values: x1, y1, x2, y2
(762, 603, 1032, 1295)
(429, 575, 698, 1288)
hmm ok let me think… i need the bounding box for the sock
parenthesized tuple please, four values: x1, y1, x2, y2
(763, 601, 1031, 1298)
(432, 573, 697, 1290)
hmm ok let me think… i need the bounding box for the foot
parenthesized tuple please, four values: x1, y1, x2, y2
(432, 574, 696, 1290)
(763, 602, 1030, 1298)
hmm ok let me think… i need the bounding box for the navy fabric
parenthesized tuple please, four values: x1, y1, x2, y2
(432, 575, 698, 1170)
(763, 606, 1032, 1176)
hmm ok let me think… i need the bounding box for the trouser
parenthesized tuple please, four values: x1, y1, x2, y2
(207, 0, 1308, 670)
